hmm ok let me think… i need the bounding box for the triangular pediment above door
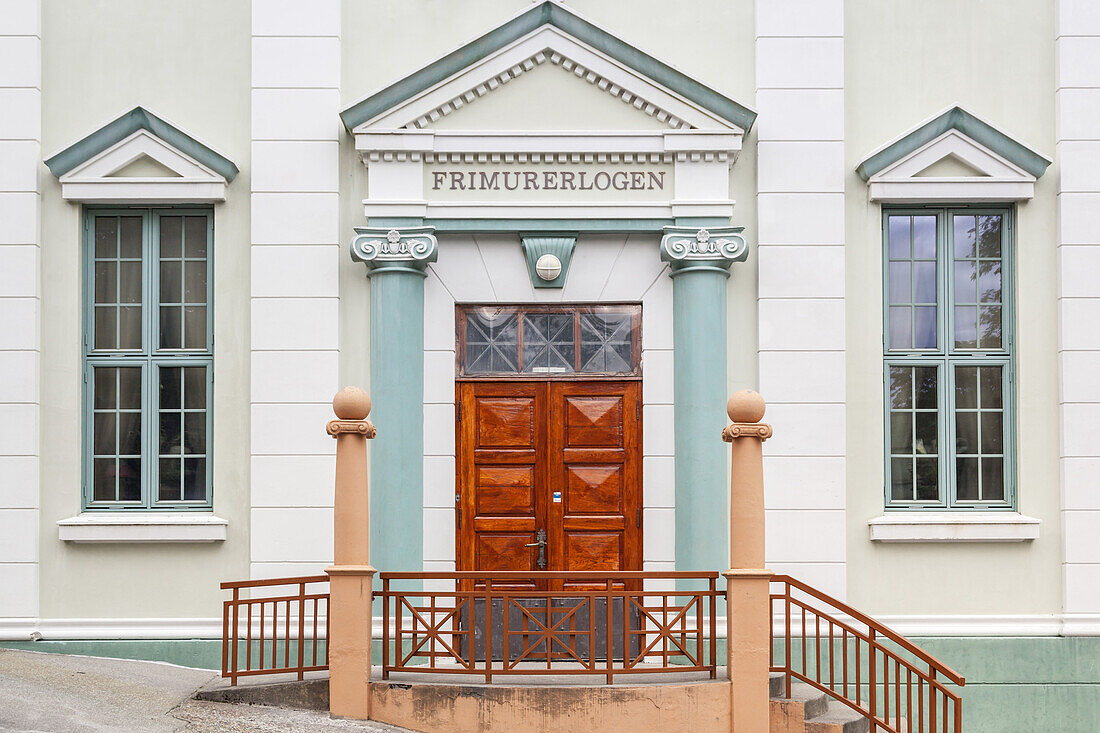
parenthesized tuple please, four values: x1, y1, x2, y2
(340, 1, 755, 135)
(416, 58, 673, 132)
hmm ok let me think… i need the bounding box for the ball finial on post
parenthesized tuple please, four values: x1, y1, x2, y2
(727, 389, 766, 423)
(333, 386, 371, 420)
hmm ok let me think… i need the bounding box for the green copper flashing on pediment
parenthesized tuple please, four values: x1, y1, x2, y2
(339, 1, 756, 133)
(856, 106, 1052, 181)
(44, 107, 239, 181)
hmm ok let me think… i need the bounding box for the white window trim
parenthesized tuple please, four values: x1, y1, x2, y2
(868, 511, 1040, 543)
(57, 513, 228, 543)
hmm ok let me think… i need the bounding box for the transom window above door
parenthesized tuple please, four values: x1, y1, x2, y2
(457, 304, 641, 377)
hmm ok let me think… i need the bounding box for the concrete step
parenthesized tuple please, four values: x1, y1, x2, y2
(804, 700, 871, 733)
(770, 673, 873, 733)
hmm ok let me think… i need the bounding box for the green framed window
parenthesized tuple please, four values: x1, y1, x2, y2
(83, 209, 213, 510)
(883, 208, 1014, 510)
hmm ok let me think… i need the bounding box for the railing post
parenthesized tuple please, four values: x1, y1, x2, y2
(869, 629, 878, 731)
(324, 387, 377, 720)
(297, 582, 306, 681)
(722, 390, 774, 732)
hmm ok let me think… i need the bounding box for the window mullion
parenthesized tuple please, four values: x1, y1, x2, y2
(944, 356, 956, 509)
(940, 208, 951, 358)
(144, 211, 155, 508)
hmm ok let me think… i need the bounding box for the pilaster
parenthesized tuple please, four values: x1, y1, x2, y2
(660, 227, 747, 575)
(1056, 0, 1100, 629)
(0, 0, 41, 627)
(351, 227, 439, 577)
(249, 0, 342, 580)
(755, 0, 847, 599)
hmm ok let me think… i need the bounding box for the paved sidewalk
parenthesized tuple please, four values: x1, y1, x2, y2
(0, 649, 406, 732)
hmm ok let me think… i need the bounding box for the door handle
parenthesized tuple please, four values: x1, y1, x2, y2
(525, 528, 547, 569)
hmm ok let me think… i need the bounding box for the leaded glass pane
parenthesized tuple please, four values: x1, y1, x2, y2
(464, 311, 518, 373)
(522, 313, 574, 373)
(579, 313, 632, 373)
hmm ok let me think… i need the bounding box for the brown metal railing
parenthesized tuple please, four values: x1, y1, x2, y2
(770, 574, 965, 732)
(221, 575, 330, 685)
(380, 571, 719, 684)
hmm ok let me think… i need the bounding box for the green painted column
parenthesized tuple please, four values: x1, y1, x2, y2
(660, 227, 748, 574)
(351, 227, 438, 577)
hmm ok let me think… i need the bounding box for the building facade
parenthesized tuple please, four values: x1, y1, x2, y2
(1, 0, 1098, 729)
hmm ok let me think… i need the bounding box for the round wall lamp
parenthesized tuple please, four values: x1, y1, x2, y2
(535, 253, 563, 281)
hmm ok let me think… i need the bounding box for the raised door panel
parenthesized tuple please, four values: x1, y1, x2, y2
(548, 381, 641, 591)
(458, 382, 547, 590)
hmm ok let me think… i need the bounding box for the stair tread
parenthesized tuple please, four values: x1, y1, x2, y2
(807, 700, 868, 724)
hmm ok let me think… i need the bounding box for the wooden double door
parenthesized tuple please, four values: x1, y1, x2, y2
(456, 380, 642, 591)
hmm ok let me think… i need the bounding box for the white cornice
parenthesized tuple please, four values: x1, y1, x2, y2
(354, 130, 742, 161)
(361, 200, 736, 222)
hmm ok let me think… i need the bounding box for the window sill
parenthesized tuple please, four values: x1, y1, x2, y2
(57, 513, 228, 543)
(868, 512, 1040, 543)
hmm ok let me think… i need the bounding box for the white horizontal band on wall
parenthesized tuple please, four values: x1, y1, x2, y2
(5, 613, 1100, 642)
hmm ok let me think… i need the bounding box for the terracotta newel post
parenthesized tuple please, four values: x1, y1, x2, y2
(722, 390, 773, 732)
(325, 387, 377, 720)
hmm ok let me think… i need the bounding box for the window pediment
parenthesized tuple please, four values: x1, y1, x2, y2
(45, 107, 238, 204)
(857, 106, 1051, 203)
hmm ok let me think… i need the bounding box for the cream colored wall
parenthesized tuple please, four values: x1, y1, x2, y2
(844, 0, 1062, 615)
(38, 0, 251, 619)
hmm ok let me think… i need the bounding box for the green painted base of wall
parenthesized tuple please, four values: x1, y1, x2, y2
(5, 636, 1099, 730)
(764, 636, 1100, 733)
(910, 637, 1100, 733)
(0, 639, 222, 670)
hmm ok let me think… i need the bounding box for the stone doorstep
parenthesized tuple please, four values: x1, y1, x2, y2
(194, 673, 329, 712)
(199, 668, 876, 732)
(770, 672, 872, 733)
